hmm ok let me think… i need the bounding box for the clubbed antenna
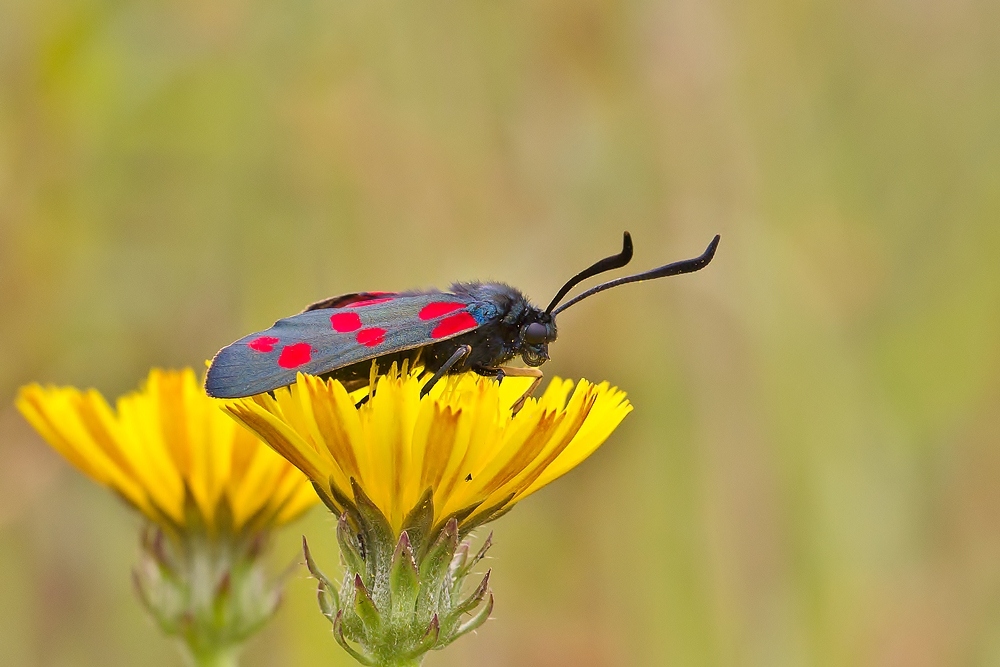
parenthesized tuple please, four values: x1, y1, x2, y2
(550, 235, 720, 316)
(545, 232, 634, 313)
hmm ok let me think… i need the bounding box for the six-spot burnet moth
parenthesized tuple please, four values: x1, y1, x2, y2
(205, 232, 720, 401)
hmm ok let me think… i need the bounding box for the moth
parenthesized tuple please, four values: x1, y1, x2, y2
(205, 232, 720, 402)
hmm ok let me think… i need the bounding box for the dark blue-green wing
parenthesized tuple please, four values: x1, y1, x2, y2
(205, 292, 489, 398)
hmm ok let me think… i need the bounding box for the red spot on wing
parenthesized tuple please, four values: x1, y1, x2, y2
(278, 342, 312, 368)
(431, 312, 479, 339)
(331, 312, 362, 332)
(351, 297, 393, 307)
(419, 301, 466, 320)
(356, 327, 387, 347)
(248, 336, 279, 353)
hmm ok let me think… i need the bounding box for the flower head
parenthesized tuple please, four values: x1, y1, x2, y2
(225, 367, 631, 536)
(16, 368, 319, 665)
(17, 368, 316, 535)
(225, 366, 630, 666)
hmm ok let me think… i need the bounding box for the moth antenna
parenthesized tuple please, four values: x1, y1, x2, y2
(550, 235, 720, 316)
(545, 232, 634, 314)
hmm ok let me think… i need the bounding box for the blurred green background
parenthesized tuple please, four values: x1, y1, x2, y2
(2, 0, 999, 665)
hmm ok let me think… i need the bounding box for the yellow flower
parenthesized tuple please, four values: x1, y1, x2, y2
(224, 368, 631, 533)
(16, 368, 317, 535)
(224, 366, 630, 664)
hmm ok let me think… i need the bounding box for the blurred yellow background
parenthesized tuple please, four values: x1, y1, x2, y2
(2, 0, 999, 665)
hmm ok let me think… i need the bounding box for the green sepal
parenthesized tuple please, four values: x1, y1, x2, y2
(310, 492, 500, 665)
(453, 593, 493, 639)
(418, 517, 459, 583)
(402, 614, 440, 660)
(450, 542, 470, 580)
(351, 479, 395, 581)
(399, 488, 435, 558)
(302, 536, 336, 592)
(451, 569, 490, 618)
(311, 480, 342, 515)
(132, 519, 288, 666)
(389, 531, 420, 617)
(352, 574, 382, 630)
(140, 526, 171, 571)
(214, 495, 237, 532)
(317, 584, 337, 623)
(334, 610, 377, 666)
(211, 571, 233, 629)
(304, 536, 340, 621)
(336, 512, 367, 580)
(328, 478, 360, 518)
(457, 531, 492, 580)
(456, 492, 515, 538)
(132, 568, 177, 634)
(430, 501, 483, 540)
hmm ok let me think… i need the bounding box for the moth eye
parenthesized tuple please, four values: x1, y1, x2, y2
(523, 322, 548, 345)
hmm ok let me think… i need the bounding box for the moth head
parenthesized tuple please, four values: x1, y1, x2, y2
(520, 317, 556, 367)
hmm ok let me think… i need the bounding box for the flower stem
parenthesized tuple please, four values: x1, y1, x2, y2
(381, 659, 422, 667)
(183, 645, 240, 667)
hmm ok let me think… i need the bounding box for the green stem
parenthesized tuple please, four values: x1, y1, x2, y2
(183, 645, 240, 667)
(381, 659, 422, 667)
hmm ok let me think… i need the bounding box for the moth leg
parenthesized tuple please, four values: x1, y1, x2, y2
(420, 345, 472, 398)
(478, 366, 544, 414)
(355, 360, 381, 408)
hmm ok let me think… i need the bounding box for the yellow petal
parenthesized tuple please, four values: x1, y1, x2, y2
(16, 370, 318, 535)
(231, 369, 629, 533)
